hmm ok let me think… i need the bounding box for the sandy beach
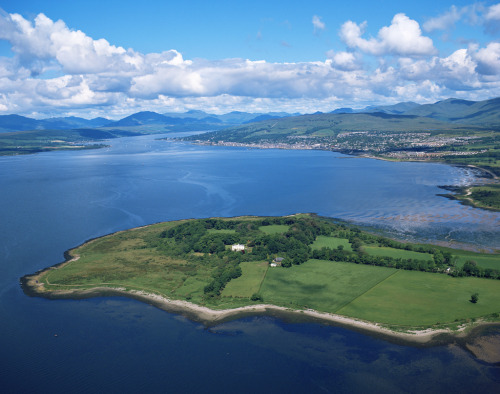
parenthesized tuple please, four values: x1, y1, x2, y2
(21, 264, 500, 363)
(22, 270, 478, 345)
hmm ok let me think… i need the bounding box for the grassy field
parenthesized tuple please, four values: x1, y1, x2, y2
(259, 259, 397, 312)
(363, 246, 433, 261)
(429, 244, 500, 269)
(338, 270, 500, 326)
(44, 222, 213, 305)
(222, 261, 268, 298)
(311, 236, 352, 251)
(453, 254, 500, 270)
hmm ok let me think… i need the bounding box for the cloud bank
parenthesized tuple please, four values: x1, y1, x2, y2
(0, 7, 499, 117)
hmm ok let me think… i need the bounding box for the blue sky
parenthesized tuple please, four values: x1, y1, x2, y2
(0, 0, 499, 118)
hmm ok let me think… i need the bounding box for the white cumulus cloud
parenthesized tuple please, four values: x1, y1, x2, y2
(0, 11, 135, 75)
(474, 42, 500, 75)
(340, 13, 436, 57)
(326, 50, 363, 71)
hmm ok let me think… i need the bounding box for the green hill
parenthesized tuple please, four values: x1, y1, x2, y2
(405, 97, 500, 126)
(185, 111, 490, 146)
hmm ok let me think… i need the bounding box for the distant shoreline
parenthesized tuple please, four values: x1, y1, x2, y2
(191, 140, 500, 213)
(191, 140, 498, 181)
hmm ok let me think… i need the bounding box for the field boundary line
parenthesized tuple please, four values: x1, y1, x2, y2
(334, 269, 400, 313)
(256, 262, 270, 295)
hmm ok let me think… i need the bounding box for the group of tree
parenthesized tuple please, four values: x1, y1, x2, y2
(204, 264, 242, 297)
(148, 215, 500, 301)
(450, 260, 500, 279)
(311, 247, 439, 272)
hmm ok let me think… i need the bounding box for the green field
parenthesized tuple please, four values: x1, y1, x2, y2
(222, 261, 268, 298)
(44, 222, 213, 304)
(259, 259, 397, 312)
(338, 270, 500, 326)
(311, 236, 352, 251)
(453, 254, 500, 270)
(230, 258, 500, 327)
(430, 245, 500, 269)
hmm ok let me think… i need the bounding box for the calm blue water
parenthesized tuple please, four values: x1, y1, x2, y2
(0, 133, 499, 393)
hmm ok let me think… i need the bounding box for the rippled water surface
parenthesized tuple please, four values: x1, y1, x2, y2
(0, 133, 499, 392)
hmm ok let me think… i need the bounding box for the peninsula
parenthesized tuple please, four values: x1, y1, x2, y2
(22, 214, 500, 348)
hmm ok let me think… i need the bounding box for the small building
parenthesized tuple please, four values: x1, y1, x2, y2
(231, 244, 245, 252)
(272, 257, 283, 266)
(270, 263, 277, 267)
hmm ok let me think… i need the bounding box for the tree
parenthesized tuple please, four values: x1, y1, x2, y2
(463, 260, 480, 277)
(281, 258, 292, 268)
(251, 293, 263, 301)
(433, 251, 445, 266)
(470, 293, 479, 304)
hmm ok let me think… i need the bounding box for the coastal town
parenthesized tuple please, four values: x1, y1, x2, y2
(189, 131, 488, 161)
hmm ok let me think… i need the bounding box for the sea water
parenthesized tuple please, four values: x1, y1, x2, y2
(0, 133, 498, 392)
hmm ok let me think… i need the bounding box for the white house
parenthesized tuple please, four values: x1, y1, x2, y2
(231, 244, 245, 252)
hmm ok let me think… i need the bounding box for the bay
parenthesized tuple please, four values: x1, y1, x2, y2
(0, 133, 499, 393)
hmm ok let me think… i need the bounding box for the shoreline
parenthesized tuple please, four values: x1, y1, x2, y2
(20, 264, 499, 350)
(191, 140, 498, 182)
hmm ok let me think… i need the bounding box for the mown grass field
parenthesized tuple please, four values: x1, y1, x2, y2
(311, 236, 352, 251)
(338, 270, 500, 326)
(259, 259, 397, 312)
(222, 261, 268, 298)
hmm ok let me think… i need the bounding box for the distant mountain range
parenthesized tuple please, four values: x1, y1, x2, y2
(0, 110, 299, 133)
(0, 97, 499, 133)
(0, 114, 112, 132)
(186, 96, 500, 146)
(330, 97, 500, 126)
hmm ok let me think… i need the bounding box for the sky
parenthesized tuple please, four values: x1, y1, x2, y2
(0, 0, 499, 118)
